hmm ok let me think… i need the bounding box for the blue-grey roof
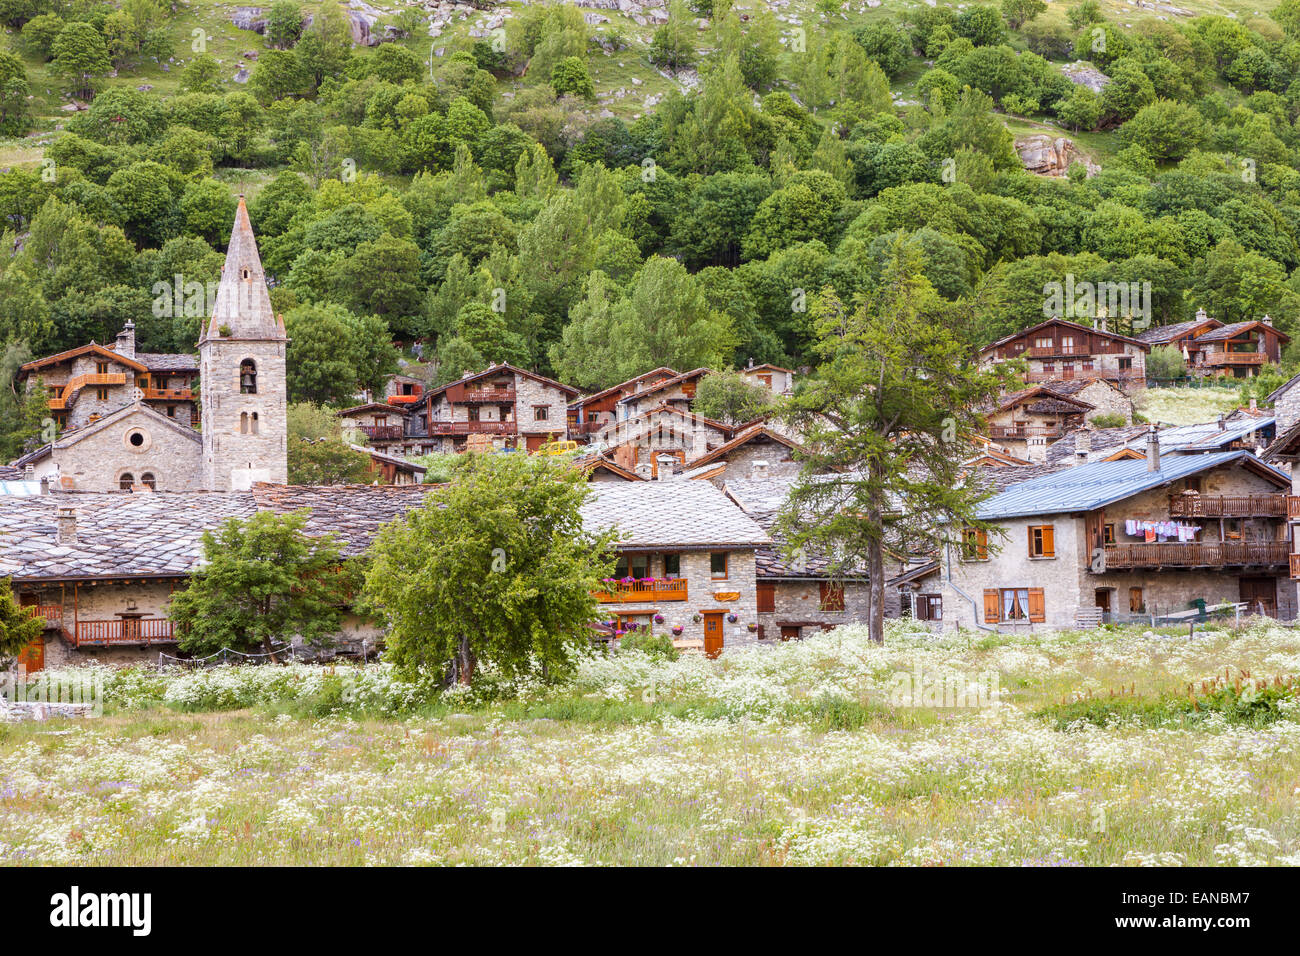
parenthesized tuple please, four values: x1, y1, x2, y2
(1125, 417, 1273, 453)
(976, 451, 1288, 520)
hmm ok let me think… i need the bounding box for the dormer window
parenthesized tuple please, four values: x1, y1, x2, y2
(240, 360, 257, 394)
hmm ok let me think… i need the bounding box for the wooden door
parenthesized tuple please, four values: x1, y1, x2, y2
(525, 434, 548, 453)
(1239, 577, 1277, 617)
(780, 625, 801, 641)
(702, 611, 725, 658)
(16, 594, 42, 674)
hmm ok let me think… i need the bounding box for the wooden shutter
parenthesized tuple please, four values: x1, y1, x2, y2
(756, 582, 776, 613)
(1041, 525, 1054, 558)
(983, 589, 999, 623)
(1027, 588, 1046, 623)
(819, 582, 845, 611)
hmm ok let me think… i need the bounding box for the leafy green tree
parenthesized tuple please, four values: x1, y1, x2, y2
(779, 239, 1012, 643)
(289, 437, 374, 485)
(1145, 343, 1187, 382)
(853, 22, 910, 77)
(0, 578, 43, 671)
(337, 233, 424, 335)
(169, 511, 354, 660)
(649, 0, 697, 71)
(50, 21, 111, 100)
(1000, 0, 1045, 30)
(20, 14, 63, 58)
(285, 302, 399, 404)
(954, 5, 1005, 46)
(363, 452, 618, 686)
(0, 51, 30, 136)
(550, 55, 594, 99)
(266, 0, 304, 49)
(692, 369, 777, 424)
(251, 48, 308, 103)
(180, 179, 238, 246)
(180, 53, 223, 94)
(1121, 99, 1209, 160)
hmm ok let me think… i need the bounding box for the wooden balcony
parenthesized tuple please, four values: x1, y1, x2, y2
(142, 387, 193, 401)
(571, 419, 608, 435)
(46, 372, 127, 410)
(1288, 496, 1300, 520)
(428, 420, 517, 436)
(356, 424, 404, 440)
(1169, 494, 1287, 518)
(1101, 541, 1289, 570)
(459, 387, 516, 403)
(387, 394, 422, 406)
(1201, 352, 1266, 367)
(988, 424, 1065, 440)
(74, 618, 175, 647)
(22, 605, 62, 627)
(1025, 368, 1143, 384)
(1291, 553, 1300, 579)
(1026, 346, 1094, 357)
(592, 578, 689, 604)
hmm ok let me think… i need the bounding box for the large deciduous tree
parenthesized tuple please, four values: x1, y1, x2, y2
(363, 453, 617, 686)
(169, 510, 354, 660)
(778, 238, 1012, 643)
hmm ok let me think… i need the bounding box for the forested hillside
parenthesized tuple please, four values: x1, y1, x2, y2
(4, 0, 1300, 453)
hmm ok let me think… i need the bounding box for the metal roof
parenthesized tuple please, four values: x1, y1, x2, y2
(0, 481, 44, 496)
(975, 451, 1288, 520)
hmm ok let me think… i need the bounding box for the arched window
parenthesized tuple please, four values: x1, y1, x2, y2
(240, 412, 248, 434)
(141, 473, 156, 490)
(119, 473, 134, 491)
(250, 411, 259, 435)
(240, 360, 257, 394)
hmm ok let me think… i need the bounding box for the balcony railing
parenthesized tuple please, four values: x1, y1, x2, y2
(1169, 494, 1286, 517)
(356, 424, 404, 440)
(46, 372, 127, 410)
(570, 419, 608, 435)
(1101, 541, 1289, 570)
(428, 420, 517, 436)
(988, 424, 1065, 440)
(1025, 368, 1143, 384)
(142, 387, 194, 401)
(460, 387, 516, 403)
(74, 618, 176, 647)
(592, 578, 689, 604)
(1201, 352, 1267, 367)
(387, 394, 422, 406)
(22, 605, 62, 627)
(1026, 346, 1094, 357)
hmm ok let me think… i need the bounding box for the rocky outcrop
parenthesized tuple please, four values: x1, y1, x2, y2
(1016, 134, 1100, 178)
(1061, 61, 1110, 92)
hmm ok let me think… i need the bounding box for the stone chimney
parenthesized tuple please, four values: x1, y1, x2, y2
(1217, 414, 1226, 431)
(114, 320, 135, 360)
(56, 507, 77, 544)
(39, 477, 48, 495)
(655, 454, 676, 479)
(1250, 398, 1257, 413)
(1025, 435, 1047, 463)
(1263, 314, 1273, 327)
(751, 459, 769, 480)
(23, 463, 33, 479)
(1146, 427, 1161, 472)
(1196, 307, 1208, 322)
(1074, 428, 1091, 464)
(634, 462, 653, 480)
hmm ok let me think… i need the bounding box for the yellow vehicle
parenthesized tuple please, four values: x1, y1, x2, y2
(537, 439, 579, 456)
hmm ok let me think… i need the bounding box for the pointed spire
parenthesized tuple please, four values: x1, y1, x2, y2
(201, 196, 284, 343)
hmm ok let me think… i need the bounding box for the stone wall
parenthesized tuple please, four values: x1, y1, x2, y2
(594, 548, 762, 653)
(756, 578, 889, 641)
(1275, 379, 1300, 435)
(51, 409, 204, 492)
(200, 338, 288, 490)
(1075, 381, 1134, 424)
(514, 374, 570, 439)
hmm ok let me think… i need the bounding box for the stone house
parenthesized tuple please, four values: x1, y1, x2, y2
(614, 368, 711, 421)
(422, 363, 580, 453)
(937, 442, 1294, 631)
(679, 426, 805, 488)
(18, 322, 199, 432)
(1037, 378, 1134, 425)
(1138, 311, 1290, 381)
(739, 363, 796, 396)
(567, 367, 678, 443)
(979, 318, 1149, 392)
(602, 405, 737, 477)
(986, 385, 1093, 460)
(724, 474, 894, 640)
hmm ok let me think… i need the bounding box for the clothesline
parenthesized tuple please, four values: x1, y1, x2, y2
(1124, 519, 1201, 542)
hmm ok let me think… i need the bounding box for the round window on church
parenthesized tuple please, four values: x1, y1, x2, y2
(123, 428, 152, 452)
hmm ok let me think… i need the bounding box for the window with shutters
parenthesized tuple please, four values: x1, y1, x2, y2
(916, 594, 942, 621)
(1028, 525, 1055, 558)
(984, 588, 1045, 623)
(819, 582, 845, 612)
(1104, 523, 1115, 545)
(961, 527, 989, 561)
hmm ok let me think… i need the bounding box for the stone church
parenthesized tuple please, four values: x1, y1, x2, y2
(11, 198, 288, 492)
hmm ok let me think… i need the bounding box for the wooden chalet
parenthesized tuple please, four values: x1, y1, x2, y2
(979, 318, 1149, 390)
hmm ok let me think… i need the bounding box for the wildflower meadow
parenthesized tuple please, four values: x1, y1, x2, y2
(3, 620, 1299, 866)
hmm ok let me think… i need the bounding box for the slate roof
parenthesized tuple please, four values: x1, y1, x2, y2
(580, 481, 769, 550)
(616, 368, 711, 405)
(19, 342, 147, 375)
(979, 318, 1151, 355)
(569, 367, 678, 410)
(137, 353, 199, 372)
(971, 462, 1071, 493)
(741, 509, 868, 579)
(975, 451, 1288, 520)
(0, 492, 257, 581)
(0, 480, 43, 496)
(424, 362, 580, 400)
(1135, 318, 1219, 345)
(250, 484, 434, 556)
(1194, 320, 1289, 344)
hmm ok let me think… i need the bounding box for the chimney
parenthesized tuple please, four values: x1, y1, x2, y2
(1146, 427, 1160, 472)
(1196, 307, 1207, 322)
(1217, 414, 1225, 432)
(751, 459, 769, 480)
(655, 454, 676, 479)
(114, 320, 135, 360)
(1074, 428, 1091, 463)
(1250, 398, 1257, 413)
(39, 477, 48, 495)
(23, 463, 34, 479)
(56, 507, 77, 544)
(1263, 314, 1273, 327)
(634, 462, 653, 480)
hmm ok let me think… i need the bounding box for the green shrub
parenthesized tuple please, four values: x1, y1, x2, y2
(618, 628, 678, 661)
